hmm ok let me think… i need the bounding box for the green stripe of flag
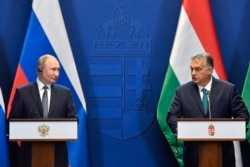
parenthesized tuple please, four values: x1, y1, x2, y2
(157, 65, 184, 167)
(242, 64, 250, 143)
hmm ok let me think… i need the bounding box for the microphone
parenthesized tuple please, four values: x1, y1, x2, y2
(206, 90, 211, 118)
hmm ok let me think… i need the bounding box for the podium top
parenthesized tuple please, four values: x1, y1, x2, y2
(177, 118, 246, 141)
(177, 118, 245, 122)
(9, 118, 78, 122)
(9, 118, 78, 141)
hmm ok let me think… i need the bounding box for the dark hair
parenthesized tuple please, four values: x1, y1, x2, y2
(191, 53, 214, 68)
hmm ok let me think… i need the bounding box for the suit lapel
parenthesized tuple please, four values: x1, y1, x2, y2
(191, 82, 206, 116)
(209, 77, 219, 110)
(48, 84, 57, 117)
(29, 82, 44, 117)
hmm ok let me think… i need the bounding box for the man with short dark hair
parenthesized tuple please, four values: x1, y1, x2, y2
(167, 53, 249, 167)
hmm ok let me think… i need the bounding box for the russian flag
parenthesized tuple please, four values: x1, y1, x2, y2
(7, 0, 90, 166)
(0, 87, 9, 167)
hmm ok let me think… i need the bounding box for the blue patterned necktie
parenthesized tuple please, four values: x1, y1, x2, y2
(42, 86, 48, 118)
(202, 88, 208, 114)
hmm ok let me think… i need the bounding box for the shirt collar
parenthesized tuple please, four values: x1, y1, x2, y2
(36, 78, 51, 90)
(198, 77, 212, 92)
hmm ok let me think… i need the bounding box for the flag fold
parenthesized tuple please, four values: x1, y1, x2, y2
(0, 87, 9, 167)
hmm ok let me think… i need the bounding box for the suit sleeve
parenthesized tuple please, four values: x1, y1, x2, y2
(65, 90, 77, 119)
(231, 86, 249, 121)
(9, 88, 23, 118)
(166, 89, 182, 134)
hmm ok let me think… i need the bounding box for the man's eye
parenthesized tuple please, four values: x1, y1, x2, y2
(191, 68, 202, 72)
(50, 68, 60, 71)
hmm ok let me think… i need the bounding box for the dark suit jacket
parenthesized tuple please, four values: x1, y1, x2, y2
(167, 77, 249, 167)
(9, 82, 77, 167)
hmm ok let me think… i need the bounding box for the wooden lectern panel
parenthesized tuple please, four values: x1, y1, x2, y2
(199, 142, 222, 167)
(32, 142, 54, 167)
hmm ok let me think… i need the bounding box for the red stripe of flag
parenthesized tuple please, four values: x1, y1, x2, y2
(183, 0, 227, 80)
(7, 65, 28, 117)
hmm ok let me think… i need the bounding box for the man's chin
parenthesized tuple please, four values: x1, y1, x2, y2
(192, 80, 198, 84)
(51, 80, 57, 83)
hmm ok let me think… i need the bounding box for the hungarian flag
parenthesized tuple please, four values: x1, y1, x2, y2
(7, 0, 90, 166)
(157, 0, 228, 166)
(0, 87, 9, 167)
(242, 63, 250, 143)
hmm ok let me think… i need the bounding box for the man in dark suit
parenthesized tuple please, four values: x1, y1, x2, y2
(167, 53, 249, 167)
(9, 54, 77, 167)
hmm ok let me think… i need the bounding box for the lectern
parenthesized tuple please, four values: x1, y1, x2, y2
(9, 118, 78, 167)
(177, 118, 246, 167)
